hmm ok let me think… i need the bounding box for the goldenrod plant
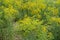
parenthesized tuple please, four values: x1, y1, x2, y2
(0, 0, 60, 40)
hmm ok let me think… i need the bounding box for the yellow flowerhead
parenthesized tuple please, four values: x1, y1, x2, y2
(42, 26, 47, 32)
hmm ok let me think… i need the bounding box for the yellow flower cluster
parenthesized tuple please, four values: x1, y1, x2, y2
(42, 26, 47, 32)
(4, 5, 19, 21)
(48, 7, 59, 15)
(28, 2, 36, 8)
(21, 4, 28, 9)
(50, 17, 60, 23)
(19, 17, 31, 24)
(52, 8, 59, 15)
(37, 14, 41, 19)
(32, 8, 40, 14)
(55, 0, 60, 4)
(5, 0, 9, 3)
(38, 3, 46, 9)
(15, 0, 21, 7)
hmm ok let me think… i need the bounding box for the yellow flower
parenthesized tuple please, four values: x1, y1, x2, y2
(37, 14, 41, 19)
(4, 5, 19, 20)
(21, 4, 28, 9)
(52, 8, 58, 15)
(32, 8, 41, 14)
(56, 0, 60, 4)
(19, 17, 31, 24)
(51, 17, 56, 21)
(32, 10, 38, 14)
(38, 3, 46, 9)
(5, 0, 9, 3)
(48, 7, 59, 15)
(42, 26, 47, 32)
(28, 2, 36, 8)
(50, 17, 60, 23)
(15, 1, 20, 5)
(57, 18, 60, 23)
(48, 7, 54, 11)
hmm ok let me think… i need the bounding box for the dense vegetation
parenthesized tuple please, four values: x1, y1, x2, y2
(0, 0, 60, 40)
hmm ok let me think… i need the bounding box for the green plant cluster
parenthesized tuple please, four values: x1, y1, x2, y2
(0, 0, 60, 40)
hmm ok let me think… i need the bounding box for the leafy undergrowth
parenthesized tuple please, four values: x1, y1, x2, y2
(0, 0, 60, 40)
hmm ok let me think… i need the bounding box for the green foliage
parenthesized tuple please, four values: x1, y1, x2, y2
(0, 0, 60, 40)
